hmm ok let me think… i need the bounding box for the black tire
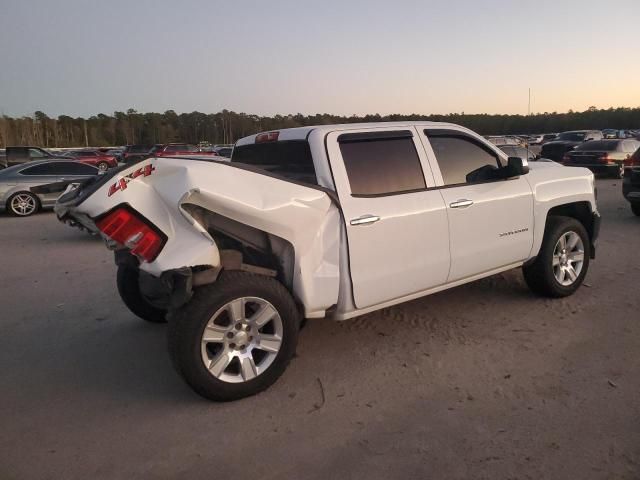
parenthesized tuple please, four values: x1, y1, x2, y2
(97, 161, 109, 172)
(168, 271, 301, 401)
(523, 216, 590, 298)
(631, 203, 640, 217)
(116, 265, 167, 323)
(7, 191, 40, 217)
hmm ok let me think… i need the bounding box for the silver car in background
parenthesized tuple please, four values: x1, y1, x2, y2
(0, 160, 99, 217)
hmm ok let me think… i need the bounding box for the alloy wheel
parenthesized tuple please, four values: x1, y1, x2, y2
(10, 193, 37, 216)
(200, 297, 283, 383)
(552, 231, 585, 286)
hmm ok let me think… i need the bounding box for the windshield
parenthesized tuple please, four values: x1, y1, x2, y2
(575, 141, 619, 151)
(557, 132, 586, 142)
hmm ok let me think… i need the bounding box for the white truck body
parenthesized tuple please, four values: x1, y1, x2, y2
(56, 121, 599, 321)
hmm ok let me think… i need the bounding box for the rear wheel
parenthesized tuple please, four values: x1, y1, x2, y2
(631, 203, 640, 217)
(116, 266, 167, 323)
(97, 161, 109, 172)
(168, 271, 301, 401)
(523, 216, 590, 298)
(7, 192, 39, 217)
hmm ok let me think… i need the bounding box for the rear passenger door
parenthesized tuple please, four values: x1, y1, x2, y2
(420, 128, 534, 282)
(326, 127, 450, 309)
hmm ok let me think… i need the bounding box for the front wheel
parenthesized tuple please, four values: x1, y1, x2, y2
(168, 271, 301, 401)
(7, 192, 39, 216)
(97, 161, 110, 172)
(523, 216, 590, 298)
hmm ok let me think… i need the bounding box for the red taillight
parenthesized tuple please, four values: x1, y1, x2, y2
(95, 207, 165, 262)
(255, 131, 279, 143)
(599, 153, 609, 162)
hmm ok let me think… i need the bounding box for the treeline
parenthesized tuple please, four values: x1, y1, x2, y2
(0, 106, 639, 148)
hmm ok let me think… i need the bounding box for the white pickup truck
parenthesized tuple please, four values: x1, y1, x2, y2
(55, 122, 600, 401)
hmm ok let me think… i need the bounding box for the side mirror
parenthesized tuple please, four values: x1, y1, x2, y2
(505, 157, 529, 177)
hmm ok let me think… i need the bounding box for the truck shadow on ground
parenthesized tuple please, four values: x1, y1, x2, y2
(41, 269, 540, 407)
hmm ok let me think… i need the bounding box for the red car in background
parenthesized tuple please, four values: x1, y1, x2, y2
(64, 150, 119, 171)
(153, 144, 219, 158)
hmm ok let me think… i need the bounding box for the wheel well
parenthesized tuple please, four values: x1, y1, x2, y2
(547, 202, 595, 241)
(181, 203, 296, 289)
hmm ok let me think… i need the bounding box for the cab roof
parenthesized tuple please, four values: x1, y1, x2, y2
(235, 121, 461, 146)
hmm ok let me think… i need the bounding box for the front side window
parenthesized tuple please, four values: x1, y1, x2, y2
(426, 130, 502, 186)
(338, 132, 426, 196)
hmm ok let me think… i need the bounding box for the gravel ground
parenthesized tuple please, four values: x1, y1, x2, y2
(0, 178, 638, 480)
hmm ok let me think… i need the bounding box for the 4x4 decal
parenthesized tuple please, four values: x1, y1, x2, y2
(107, 164, 156, 197)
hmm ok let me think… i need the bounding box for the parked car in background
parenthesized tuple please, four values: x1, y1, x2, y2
(1, 146, 68, 168)
(562, 139, 640, 178)
(486, 136, 523, 146)
(540, 134, 558, 144)
(63, 150, 118, 171)
(623, 147, 640, 216)
(540, 130, 603, 161)
(0, 160, 99, 216)
(527, 134, 545, 145)
(153, 143, 219, 158)
(498, 145, 537, 162)
(122, 145, 154, 163)
(214, 146, 233, 158)
(105, 148, 124, 162)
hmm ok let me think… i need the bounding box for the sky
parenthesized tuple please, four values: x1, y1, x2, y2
(1, 0, 639, 118)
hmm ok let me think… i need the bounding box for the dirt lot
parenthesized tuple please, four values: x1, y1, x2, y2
(0, 179, 638, 480)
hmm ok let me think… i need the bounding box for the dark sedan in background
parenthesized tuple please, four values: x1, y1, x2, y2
(0, 160, 99, 216)
(623, 147, 640, 216)
(562, 139, 640, 178)
(540, 130, 603, 161)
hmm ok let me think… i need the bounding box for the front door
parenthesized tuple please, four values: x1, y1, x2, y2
(420, 127, 534, 282)
(326, 127, 450, 309)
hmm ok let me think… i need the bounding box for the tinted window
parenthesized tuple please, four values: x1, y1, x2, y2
(575, 141, 619, 151)
(232, 140, 317, 184)
(426, 131, 502, 185)
(21, 163, 59, 175)
(21, 162, 97, 176)
(557, 132, 587, 142)
(129, 145, 151, 153)
(338, 133, 425, 196)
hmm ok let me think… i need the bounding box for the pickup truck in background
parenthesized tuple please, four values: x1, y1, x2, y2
(0, 146, 67, 168)
(55, 121, 600, 401)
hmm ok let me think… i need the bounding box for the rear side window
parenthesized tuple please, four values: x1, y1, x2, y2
(21, 163, 60, 175)
(337, 132, 425, 196)
(576, 141, 619, 151)
(232, 140, 317, 185)
(426, 130, 502, 185)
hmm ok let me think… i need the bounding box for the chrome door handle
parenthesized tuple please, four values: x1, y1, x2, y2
(350, 214, 380, 226)
(449, 199, 474, 209)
